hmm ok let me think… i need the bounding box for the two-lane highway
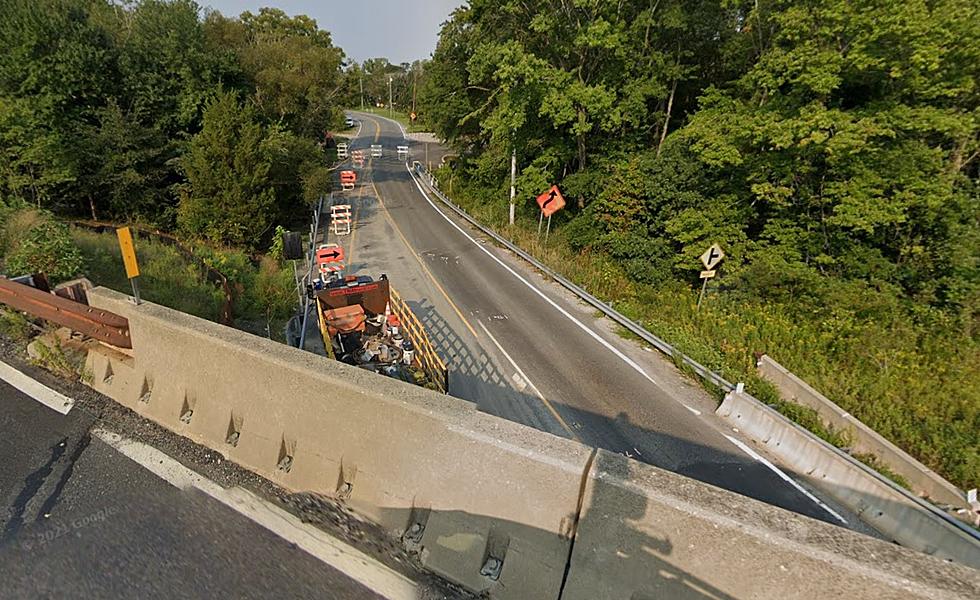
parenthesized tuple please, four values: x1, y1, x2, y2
(337, 112, 869, 531)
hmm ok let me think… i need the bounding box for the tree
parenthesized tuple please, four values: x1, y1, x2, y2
(177, 92, 277, 248)
(222, 8, 346, 137)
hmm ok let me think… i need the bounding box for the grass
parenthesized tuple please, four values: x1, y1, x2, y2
(71, 228, 299, 342)
(71, 228, 225, 321)
(0, 307, 34, 343)
(436, 167, 980, 492)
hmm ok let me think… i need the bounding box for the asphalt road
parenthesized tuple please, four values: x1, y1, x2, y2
(336, 112, 869, 532)
(0, 374, 445, 599)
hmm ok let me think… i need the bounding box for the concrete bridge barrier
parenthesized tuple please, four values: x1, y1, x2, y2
(85, 287, 589, 599)
(564, 450, 978, 599)
(717, 390, 980, 569)
(83, 288, 980, 598)
(757, 354, 970, 511)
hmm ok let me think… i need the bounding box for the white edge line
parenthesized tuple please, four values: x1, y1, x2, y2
(403, 158, 853, 528)
(0, 360, 74, 415)
(478, 321, 547, 403)
(405, 163, 659, 388)
(93, 429, 418, 600)
(724, 434, 849, 525)
(363, 111, 407, 140)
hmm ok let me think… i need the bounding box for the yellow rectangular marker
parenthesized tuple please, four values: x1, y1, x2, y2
(116, 227, 140, 279)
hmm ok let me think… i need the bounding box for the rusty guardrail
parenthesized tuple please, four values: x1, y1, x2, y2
(0, 277, 131, 348)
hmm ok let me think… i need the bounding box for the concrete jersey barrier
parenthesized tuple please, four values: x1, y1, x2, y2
(84, 287, 591, 600)
(717, 390, 980, 569)
(563, 450, 980, 600)
(81, 288, 980, 598)
(757, 354, 970, 511)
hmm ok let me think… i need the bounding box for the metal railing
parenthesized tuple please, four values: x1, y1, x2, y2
(389, 286, 449, 394)
(410, 163, 735, 393)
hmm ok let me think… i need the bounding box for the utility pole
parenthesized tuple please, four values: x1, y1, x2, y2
(412, 67, 417, 115)
(359, 73, 364, 110)
(509, 146, 516, 226)
(388, 76, 393, 119)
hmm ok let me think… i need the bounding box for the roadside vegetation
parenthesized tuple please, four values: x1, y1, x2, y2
(420, 1, 980, 491)
(0, 0, 341, 250)
(0, 2, 340, 341)
(0, 0, 976, 491)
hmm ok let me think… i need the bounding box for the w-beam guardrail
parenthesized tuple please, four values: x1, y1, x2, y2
(408, 162, 980, 567)
(0, 277, 131, 348)
(410, 162, 733, 391)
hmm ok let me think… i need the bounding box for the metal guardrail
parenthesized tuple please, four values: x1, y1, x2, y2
(72, 221, 235, 325)
(409, 163, 980, 551)
(0, 277, 132, 348)
(410, 163, 735, 393)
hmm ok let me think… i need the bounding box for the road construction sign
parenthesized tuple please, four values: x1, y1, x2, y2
(351, 150, 365, 168)
(115, 227, 140, 279)
(396, 145, 409, 159)
(370, 144, 382, 158)
(316, 243, 345, 274)
(700, 243, 725, 270)
(337, 143, 348, 159)
(340, 170, 357, 191)
(536, 185, 566, 218)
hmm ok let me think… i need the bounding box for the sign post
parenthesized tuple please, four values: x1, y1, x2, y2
(535, 185, 566, 244)
(697, 243, 725, 310)
(115, 226, 141, 305)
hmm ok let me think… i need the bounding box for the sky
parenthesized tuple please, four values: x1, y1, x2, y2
(202, 0, 464, 64)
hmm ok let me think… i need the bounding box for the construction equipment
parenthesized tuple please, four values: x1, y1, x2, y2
(313, 274, 447, 393)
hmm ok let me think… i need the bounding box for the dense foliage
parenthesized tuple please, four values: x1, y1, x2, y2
(0, 0, 342, 248)
(421, 0, 979, 488)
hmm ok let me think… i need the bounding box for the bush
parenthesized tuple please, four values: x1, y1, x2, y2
(438, 166, 980, 490)
(71, 228, 223, 320)
(5, 221, 83, 282)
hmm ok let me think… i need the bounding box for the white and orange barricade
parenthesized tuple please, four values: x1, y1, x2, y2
(340, 170, 357, 191)
(315, 243, 345, 277)
(331, 204, 352, 236)
(351, 150, 365, 168)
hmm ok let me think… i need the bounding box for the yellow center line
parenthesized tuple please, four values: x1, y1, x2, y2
(370, 181, 480, 341)
(343, 184, 365, 268)
(358, 115, 575, 439)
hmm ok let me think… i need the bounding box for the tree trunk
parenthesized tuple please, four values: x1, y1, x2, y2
(656, 79, 677, 158)
(89, 197, 98, 222)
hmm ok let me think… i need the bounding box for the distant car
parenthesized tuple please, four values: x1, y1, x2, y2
(345, 117, 355, 128)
